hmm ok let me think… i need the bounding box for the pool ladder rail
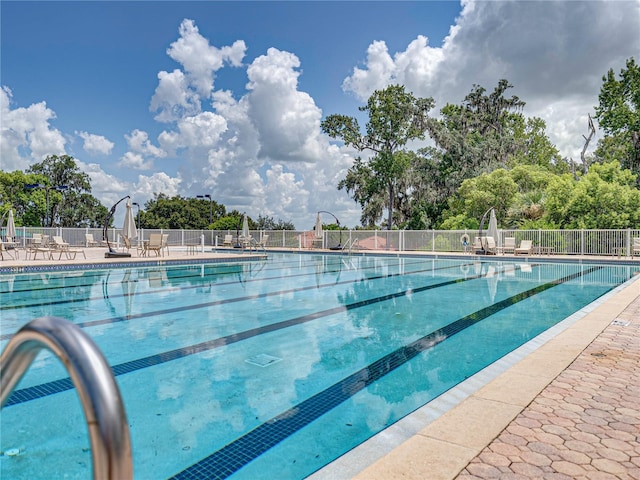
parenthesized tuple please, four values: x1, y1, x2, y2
(341, 238, 360, 254)
(0, 316, 133, 480)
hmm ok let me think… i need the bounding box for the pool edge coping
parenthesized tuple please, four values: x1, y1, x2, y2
(325, 273, 640, 480)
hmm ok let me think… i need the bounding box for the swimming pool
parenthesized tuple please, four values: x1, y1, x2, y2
(1, 253, 639, 479)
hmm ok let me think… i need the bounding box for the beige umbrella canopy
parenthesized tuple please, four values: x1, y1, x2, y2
(242, 214, 249, 239)
(5, 209, 16, 240)
(122, 199, 137, 241)
(488, 208, 499, 247)
(315, 213, 323, 239)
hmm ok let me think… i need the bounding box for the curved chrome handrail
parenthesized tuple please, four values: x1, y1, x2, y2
(1, 316, 133, 479)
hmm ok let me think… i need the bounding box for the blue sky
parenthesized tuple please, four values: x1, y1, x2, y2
(2, 1, 639, 228)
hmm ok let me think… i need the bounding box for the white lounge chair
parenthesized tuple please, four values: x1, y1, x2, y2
(502, 237, 516, 254)
(85, 233, 99, 247)
(632, 238, 640, 258)
(223, 234, 233, 246)
(52, 236, 86, 260)
(485, 236, 498, 255)
(515, 240, 533, 255)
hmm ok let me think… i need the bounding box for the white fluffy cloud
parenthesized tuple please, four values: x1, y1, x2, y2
(150, 19, 246, 123)
(4, 3, 638, 229)
(342, 0, 640, 162)
(0, 86, 66, 170)
(76, 131, 114, 156)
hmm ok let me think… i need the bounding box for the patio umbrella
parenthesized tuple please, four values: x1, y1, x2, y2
(315, 213, 323, 239)
(123, 198, 138, 241)
(488, 208, 499, 248)
(6, 209, 16, 240)
(242, 214, 249, 239)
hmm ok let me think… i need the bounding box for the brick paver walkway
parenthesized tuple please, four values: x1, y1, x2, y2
(456, 296, 640, 480)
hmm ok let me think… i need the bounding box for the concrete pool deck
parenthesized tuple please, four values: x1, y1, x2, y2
(1, 247, 639, 479)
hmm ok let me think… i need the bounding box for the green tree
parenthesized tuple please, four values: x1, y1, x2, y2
(543, 161, 640, 228)
(594, 57, 640, 179)
(438, 165, 557, 229)
(255, 214, 295, 230)
(509, 116, 568, 173)
(419, 80, 529, 226)
(322, 84, 435, 229)
(9, 155, 108, 227)
(141, 193, 225, 229)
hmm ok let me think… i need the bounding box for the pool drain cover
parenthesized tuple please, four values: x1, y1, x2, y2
(611, 319, 630, 326)
(246, 354, 281, 367)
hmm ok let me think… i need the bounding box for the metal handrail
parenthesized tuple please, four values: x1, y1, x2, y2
(1, 316, 133, 479)
(341, 238, 359, 255)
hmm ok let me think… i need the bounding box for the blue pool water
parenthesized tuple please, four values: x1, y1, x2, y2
(1, 254, 638, 479)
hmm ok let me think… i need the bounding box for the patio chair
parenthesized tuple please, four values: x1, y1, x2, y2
(632, 237, 640, 258)
(0, 239, 17, 260)
(515, 239, 533, 255)
(472, 236, 482, 253)
(484, 236, 498, 254)
(120, 235, 134, 254)
(502, 237, 516, 254)
(223, 234, 233, 246)
(85, 233, 99, 247)
(144, 233, 163, 257)
(52, 235, 86, 260)
(257, 234, 269, 248)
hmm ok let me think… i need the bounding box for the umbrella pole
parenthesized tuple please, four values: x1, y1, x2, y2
(104, 196, 132, 258)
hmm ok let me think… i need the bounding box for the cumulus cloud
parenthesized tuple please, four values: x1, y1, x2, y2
(126, 129, 166, 158)
(76, 131, 114, 155)
(118, 151, 154, 170)
(6, 4, 637, 229)
(342, 0, 640, 161)
(135, 171, 181, 198)
(0, 86, 66, 170)
(246, 48, 326, 163)
(150, 19, 246, 123)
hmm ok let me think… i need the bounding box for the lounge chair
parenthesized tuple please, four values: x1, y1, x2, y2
(472, 236, 482, 253)
(257, 234, 269, 248)
(223, 234, 233, 246)
(483, 236, 498, 255)
(85, 233, 99, 247)
(632, 238, 640, 258)
(502, 237, 516, 254)
(52, 236, 86, 260)
(515, 239, 533, 255)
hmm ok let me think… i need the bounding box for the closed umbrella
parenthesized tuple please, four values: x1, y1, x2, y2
(314, 213, 323, 239)
(242, 214, 249, 239)
(6, 209, 16, 241)
(488, 208, 499, 247)
(123, 199, 137, 241)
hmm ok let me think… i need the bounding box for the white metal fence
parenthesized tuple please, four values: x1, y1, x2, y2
(5, 226, 640, 257)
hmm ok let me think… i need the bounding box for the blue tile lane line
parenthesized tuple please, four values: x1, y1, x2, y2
(0, 260, 478, 342)
(169, 266, 603, 479)
(5, 263, 519, 407)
